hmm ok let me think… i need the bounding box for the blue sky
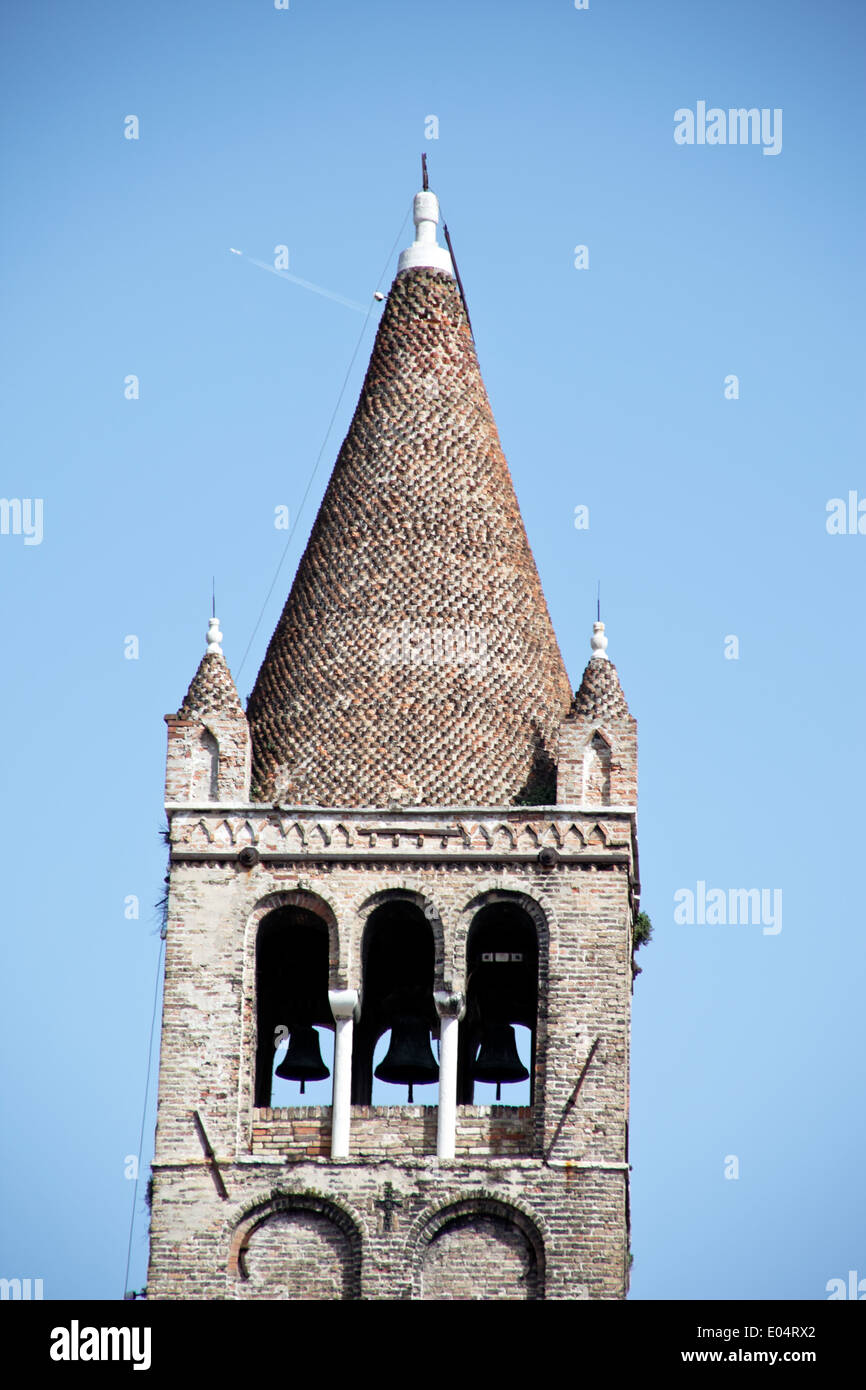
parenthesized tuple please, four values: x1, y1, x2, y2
(1, 0, 864, 1301)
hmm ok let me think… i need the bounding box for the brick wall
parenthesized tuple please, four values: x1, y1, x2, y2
(250, 1106, 534, 1160)
(147, 1160, 627, 1300)
(233, 1210, 356, 1300)
(147, 806, 636, 1299)
(420, 1215, 539, 1300)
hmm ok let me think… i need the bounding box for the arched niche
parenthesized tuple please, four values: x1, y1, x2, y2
(191, 728, 219, 801)
(412, 1197, 545, 1301)
(582, 729, 612, 805)
(228, 1194, 362, 1300)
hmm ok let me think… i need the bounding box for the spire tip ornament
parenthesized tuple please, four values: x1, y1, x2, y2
(397, 186, 454, 277)
(206, 616, 223, 655)
(590, 620, 609, 661)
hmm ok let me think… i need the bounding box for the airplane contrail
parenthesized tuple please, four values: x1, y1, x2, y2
(233, 250, 368, 314)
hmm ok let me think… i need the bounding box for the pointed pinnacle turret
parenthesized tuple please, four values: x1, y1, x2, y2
(177, 616, 244, 720)
(246, 188, 573, 807)
(570, 622, 631, 722)
(166, 615, 251, 804)
(556, 619, 636, 807)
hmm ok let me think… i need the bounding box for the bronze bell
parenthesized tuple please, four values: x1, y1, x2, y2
(472, 1022, 529, 1100)
(374, 1016, 439, 1102)
(275, 1024, 330, 1094)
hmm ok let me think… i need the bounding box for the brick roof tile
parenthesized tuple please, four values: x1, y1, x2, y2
(247, 265, 573, 805)
(178, 651, 244, 720)
(570, 658, 631, 722)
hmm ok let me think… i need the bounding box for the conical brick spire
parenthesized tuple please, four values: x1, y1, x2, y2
(570, 622, 631, 722)
(247, 191, 573, 806)
(177, 618, 244, 719)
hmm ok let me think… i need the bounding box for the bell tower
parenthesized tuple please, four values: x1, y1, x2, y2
(147, 184, 640, 1301)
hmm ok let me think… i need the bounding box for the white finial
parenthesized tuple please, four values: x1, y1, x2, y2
(206, 616, 223, 655)
(591, 620, 609, 661)
(397, 191, 454, 276)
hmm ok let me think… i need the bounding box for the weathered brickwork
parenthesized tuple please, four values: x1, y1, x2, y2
(148, 1161, 627, 1300)
(232, 1209, 356, 1301)
(420, 1215, 539, 1300)
(250, 1106, 533, 1160)
(557, 658, 637, 808)
(152, 822, 634, 1147)
(147, 801, 637, 1300)
(165, 650, 251, 805)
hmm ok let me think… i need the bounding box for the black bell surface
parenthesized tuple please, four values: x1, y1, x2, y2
(275, 1024, 330, 1093)
(374, 1016, 439, 1101)
(472, 1022, 529, 1099)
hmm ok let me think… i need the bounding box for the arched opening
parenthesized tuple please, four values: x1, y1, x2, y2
(271, 1026, 334, 1107)
(254, 906, 333, 1108)
(352, 899, 437, 1106)
(458, 901, 538, 1106)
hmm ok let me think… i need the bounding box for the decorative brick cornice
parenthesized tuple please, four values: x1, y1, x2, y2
(168, 808, 636, 863)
